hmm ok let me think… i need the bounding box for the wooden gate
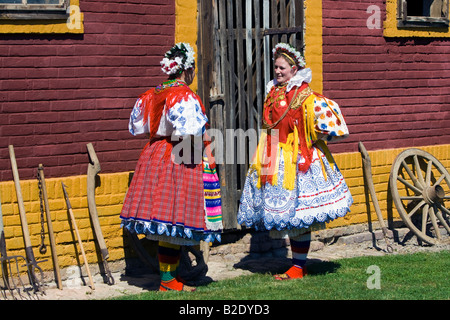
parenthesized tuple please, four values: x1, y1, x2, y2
(198, 0, 305, 230)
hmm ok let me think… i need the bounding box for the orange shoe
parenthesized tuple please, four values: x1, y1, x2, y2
(159, 278, 196, 292)
(274, 265, 307, 280)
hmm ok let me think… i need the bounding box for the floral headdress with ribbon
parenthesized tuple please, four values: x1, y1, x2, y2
(160, 42, 196, 76)
(272, 43, 306, 68)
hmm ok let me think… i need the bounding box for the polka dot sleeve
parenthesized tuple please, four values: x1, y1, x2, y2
(313, 96, 349, 143)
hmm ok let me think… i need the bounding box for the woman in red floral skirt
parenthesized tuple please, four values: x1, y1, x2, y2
(120, 43, 222, 292)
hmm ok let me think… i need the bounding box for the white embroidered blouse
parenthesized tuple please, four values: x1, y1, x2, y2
(128, 92, 208, 138)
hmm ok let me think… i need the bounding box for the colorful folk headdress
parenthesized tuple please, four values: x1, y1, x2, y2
(160, 42, 196, 75)
(272, 43, 306, 68)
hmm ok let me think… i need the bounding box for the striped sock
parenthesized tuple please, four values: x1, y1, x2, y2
(290, 232, 311, 268)
(158, 241, 181, 282)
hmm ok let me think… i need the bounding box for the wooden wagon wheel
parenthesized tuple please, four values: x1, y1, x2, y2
(390, 148, 450, 245)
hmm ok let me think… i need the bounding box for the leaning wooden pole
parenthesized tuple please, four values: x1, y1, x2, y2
(86, 143, 114, 285)
(61, 182, 95, 290)
(8, 145, 46, 293)
(358, 141, 393, 253)
(38, 164, 63, 290)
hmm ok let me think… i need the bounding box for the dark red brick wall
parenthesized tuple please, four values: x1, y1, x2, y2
(322, 0, 450, 154)
(0, 0, 175, 180)
(2, 1, 449, 181)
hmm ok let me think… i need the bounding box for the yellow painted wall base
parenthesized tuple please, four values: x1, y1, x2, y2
(0, 171, 129, 272)
(331, 144, 450, 228)
(0, 144, 448, 274)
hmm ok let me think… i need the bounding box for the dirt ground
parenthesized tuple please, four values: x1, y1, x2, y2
(5, 232, 447, 301)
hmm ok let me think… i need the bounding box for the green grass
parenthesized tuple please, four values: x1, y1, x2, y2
(113, 250, 449, 300)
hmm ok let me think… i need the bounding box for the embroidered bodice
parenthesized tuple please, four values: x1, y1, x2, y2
(129, 79, 208, 138)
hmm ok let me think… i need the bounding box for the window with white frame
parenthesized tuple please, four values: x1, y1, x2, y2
(0, 0, 70, 19)
(397, 0, 449, 27)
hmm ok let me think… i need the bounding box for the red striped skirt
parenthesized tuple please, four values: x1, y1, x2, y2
(120, 138, 214, 242)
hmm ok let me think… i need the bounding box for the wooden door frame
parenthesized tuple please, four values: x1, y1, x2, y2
(197, 0, 305, 230)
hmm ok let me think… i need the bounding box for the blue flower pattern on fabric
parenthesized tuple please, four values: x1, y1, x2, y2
(178, 116, 186, 127)
(237, 94, 352, 234)
(167, 95, 207, 136)
(128, 99, 149, 136)
(121, 219, 221, 244)
(237, 148, 353, 232)
(169, 113, 178, 122)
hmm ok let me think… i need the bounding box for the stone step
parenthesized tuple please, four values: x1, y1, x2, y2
(335, 228, 410, 245)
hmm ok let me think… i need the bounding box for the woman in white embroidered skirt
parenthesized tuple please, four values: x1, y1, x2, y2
(120, 43, 222, 291)
(237, 43, 353, 280)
